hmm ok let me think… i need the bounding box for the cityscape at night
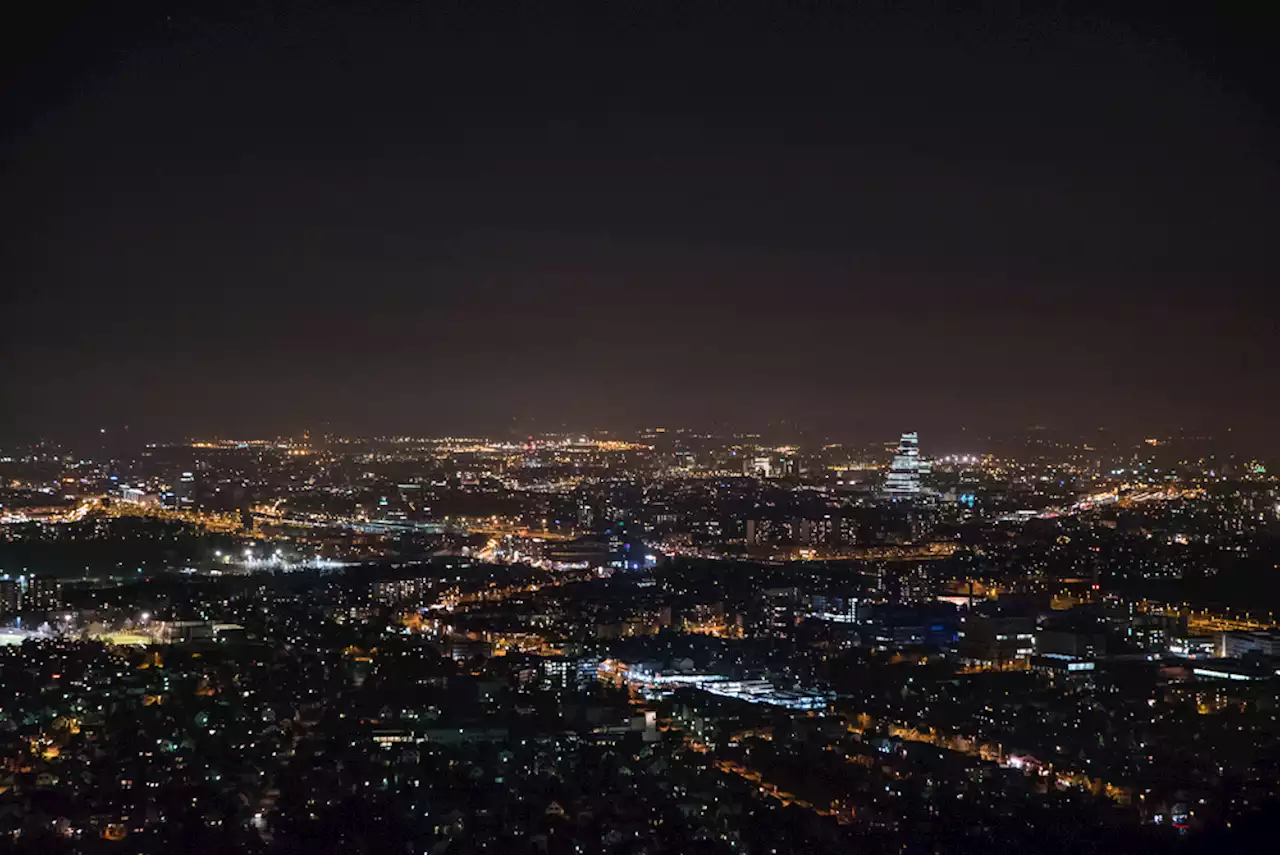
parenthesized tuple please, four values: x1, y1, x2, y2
(1, 427, 1279, 852)
(4, 2, 1280, 854)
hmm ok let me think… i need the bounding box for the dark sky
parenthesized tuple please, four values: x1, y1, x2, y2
(3, 2, 1278, 448)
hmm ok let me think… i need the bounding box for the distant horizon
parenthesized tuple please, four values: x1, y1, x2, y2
(4, 4, 1278, 453)
(3, 421, 1272, 459)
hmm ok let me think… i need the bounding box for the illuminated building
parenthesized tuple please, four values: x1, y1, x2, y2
(119, 485, 159, 506)
(1037, 623, 1106, 659)
(0, 575, 63, 615)
(887, 563, 934, 603)
(804, 593, 859, 623)
(8, 575, 64, 614)
(1030, 653, 1096, 678)
(25, 576, 62, 612)
(757, 587, 798, 636)
(372, 576, 434, 605)
(175, 470, 197, 509)
(576, 499, 595, 529)
(622, 665, 833, 711)
(605, 523, 648, 571)
(1167, 634, 1217, 658)
(795, 515, 835, 546)
(1192, 662, 1269, 682)
(701, 679, 833, 711)
(446, 638, 492, 661)
(775, 454, 797, 477)
(883, 431, 924, 497)
(958, 614, 1036, 665)
(1219, 630, 1280, 658)
(538, 656, 600, 691)
(0, 579, 18, 615)
(839, 514, 859, 545)
(863, 604, 958, 649)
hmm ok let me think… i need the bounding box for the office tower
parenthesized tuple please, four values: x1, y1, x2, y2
(175, 470, 197, 509)
(884, 431, 923, 497)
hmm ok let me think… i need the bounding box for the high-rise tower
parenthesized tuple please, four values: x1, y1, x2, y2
(883, 432, 923, 498)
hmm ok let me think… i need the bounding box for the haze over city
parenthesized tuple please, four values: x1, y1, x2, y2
(3, 3, 1279, 445)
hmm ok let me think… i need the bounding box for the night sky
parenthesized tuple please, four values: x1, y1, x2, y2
(3, 3, 1278, 448)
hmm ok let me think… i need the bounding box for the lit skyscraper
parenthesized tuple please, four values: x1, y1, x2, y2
(884, 432, 923, 497)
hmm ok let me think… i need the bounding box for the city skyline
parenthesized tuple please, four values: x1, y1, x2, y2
(3, 385, 1280, 852)
(4, 424, 1273, 466)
